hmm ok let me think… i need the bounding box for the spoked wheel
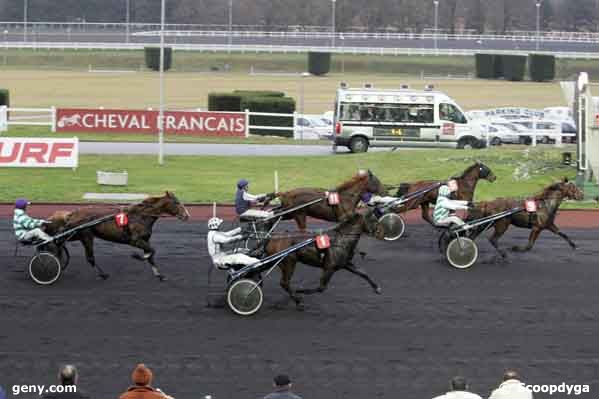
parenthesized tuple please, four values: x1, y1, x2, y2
(445, 237, 478, 269)
(29, 252, 62, 285)
(226, 278, 264, 316)
(378, 213, 406, 241)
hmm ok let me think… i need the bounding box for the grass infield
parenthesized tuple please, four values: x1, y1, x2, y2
(1, 146, 595, 208)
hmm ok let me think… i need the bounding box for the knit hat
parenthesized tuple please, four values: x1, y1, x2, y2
(273, 374, 291, 387)
(131, 364, 153, 386)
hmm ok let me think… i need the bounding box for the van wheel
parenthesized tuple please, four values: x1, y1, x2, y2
(490, 137, 502, 146)
(350, 137, 369, 153)
(457, 137, 475, 150)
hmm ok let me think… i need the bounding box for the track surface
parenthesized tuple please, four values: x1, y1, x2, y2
(1, 219, 598, 399)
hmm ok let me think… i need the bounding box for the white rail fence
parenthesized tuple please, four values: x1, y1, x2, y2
(3, 42, 599, 59)
(0, 106, 310, 139)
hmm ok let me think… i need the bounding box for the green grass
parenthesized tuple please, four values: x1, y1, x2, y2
(1, 147, 595, 209)
(3, 126, 330, 145)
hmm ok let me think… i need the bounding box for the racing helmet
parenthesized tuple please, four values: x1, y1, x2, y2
(208, 217, 223, 230)
(438, 185, 451, 198)
(237, 179, 249, 189)
(15, 198, 29, 210)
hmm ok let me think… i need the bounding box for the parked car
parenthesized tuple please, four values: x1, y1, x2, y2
(479, 123, 518, 145)
(296, 115, 332, 139)
(561, 121, 577, 144)
(512, 120, 560, 144)
(490, 121, 532, 144)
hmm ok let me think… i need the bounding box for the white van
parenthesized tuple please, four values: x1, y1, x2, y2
(332, 85, 486, 153)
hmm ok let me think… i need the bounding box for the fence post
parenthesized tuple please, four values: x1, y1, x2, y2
(244, 109, 250, 138)
(293, 111, 298, 140)
(0, 105, 7, 133)
(274, 170, 279, 192)
(51, 106, 56, 132)
(532, 115, 537, 147)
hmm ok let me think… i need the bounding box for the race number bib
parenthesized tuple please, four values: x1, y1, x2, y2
(525, 200, 537, 213)
(115, 212, 129, 227)
(326, 191, 340, 205)
(315, 234, 331, 250)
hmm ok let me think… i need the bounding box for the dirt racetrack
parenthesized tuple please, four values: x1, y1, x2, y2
(1, 218, 598, 399)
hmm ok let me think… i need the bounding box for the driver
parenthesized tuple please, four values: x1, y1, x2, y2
(207, 217, 261, 270)
(360, 192, 400, 208)
(235, 179, 274, 220)
(432, 180, 471, 227)
(13, 199, 53, 242)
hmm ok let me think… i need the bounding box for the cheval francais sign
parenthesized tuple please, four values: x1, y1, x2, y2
(55, 108, 247, 137)
(0, 138, 79, 168)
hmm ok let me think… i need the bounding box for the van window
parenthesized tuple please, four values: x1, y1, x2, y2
(339, 102, 434, 124)
(440, 103, 467, 124)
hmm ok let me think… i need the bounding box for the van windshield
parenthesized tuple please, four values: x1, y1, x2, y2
(439, 103, 467, 124)
(339, 102, 434, 124)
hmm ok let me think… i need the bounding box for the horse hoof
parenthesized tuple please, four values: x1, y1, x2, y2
(296, 302, 305, 311)
(374, 287, 383, 295)
(131, 253, 144, 261)
(99, 273, 110, 280)
(157, 274, 167, 282)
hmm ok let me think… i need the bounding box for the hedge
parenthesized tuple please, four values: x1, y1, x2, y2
(308, 52, 331, 76)
(208, 93, 243, 111)
(241, 96, 296, 137)
(493, 55, 504, 78)
(233, 90, 285, 98)
(475, 54, 495, 79)
(501, 55, 527, 81)
(0, 89, 9, 108)
(144, 47, 172, 71)
(529, 54, 555, 82)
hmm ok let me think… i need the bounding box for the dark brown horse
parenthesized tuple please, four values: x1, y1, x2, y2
(467, 179, 583, 258)
(264, 170, 386, 230)
(391, 162, 496, 225)
(263, 211, 381, 310)
(46, 192, 190, 281)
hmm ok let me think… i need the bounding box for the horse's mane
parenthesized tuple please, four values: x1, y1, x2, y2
(533, 182, 564, 200)
(336, 174, 367, 191)
(452, 162, 479, 179)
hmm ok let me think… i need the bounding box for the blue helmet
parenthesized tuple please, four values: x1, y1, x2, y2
(237, 179, 249, 189)
(15, 198, 29, 209)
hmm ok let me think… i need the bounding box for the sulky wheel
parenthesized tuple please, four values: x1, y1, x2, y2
(29, 252, 62, 285)
(226, 278, 264, 316)
(378, 213, 406, 241)
(445, 237, 478, 269)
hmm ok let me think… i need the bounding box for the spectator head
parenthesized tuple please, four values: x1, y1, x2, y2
(273, 374, 292, 390)
(131, 364, 153, 387)
(450, 376, 468, 391)
(503, 369, 520, 382)
(59, 365, 78, 386)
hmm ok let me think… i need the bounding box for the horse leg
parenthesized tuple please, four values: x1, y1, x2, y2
(344, 263, 382, 294)
(548, 224, 577, 250)
(421, 203, 434, 225)
(296, 267, 336, 295)
(512, 228, 542, 252)
(294, 213, 307, 231)
(131, 239, 165, 281)
(279, 260, 304, 310)
(488, 223, 508, 260)
(81, 234, 109, 280)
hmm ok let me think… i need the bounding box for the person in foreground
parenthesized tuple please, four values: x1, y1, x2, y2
(235, 179, 275, 220)
(206, 217, 260, 269)
(41, 365, 89, 399)
(263, 374, 302, 399)
(13, 198, 53, 242)
(432, 376, 482, 399)
(433, 180, 471, 227)
(119, 364, 174, 399)
(489, 369, 533, 399)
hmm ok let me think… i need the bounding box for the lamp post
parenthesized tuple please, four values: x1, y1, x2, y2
(4, 30, 8, 66)
(331, 0, 336, 48)
(535, 0, 542, 51)
(126, 0, 130, 43)
(228, 0, 233, 52)
(299, 72, 310, 141)
(433, 0, 439, 53)
(23, 0, 28, 42)
(158, 0, 166, 165)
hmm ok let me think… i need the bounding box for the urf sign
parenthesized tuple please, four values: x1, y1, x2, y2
(0, 138, 79, 168)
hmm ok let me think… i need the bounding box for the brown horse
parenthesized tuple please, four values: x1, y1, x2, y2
(46, 192, 190, 281)
(264, 170, 386, 230)
(467, 179, 583, 258)
(392, 162, 496, 225)
(263, 211, 381, 310)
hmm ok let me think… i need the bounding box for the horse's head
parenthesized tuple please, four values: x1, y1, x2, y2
(474, 161, 496, 182)
(558, 178, 584, 201)
(365, 170, 387, 195)
(157, 191, 190, 221)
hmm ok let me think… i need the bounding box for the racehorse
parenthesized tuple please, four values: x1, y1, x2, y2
(264, 170, 387, 230)
(391, 161, 496, 225)
(264, 210, 381, 310)
(467, 179, 583, 258)
(46, 192, 190, 281)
